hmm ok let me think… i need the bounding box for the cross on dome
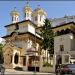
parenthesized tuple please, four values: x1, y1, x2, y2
(26, 0, 29, 6)
(13, 7, 16, 11)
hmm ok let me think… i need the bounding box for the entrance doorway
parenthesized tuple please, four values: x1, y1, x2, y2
(28, 56, 39, 72)
(56, 55, 62, 65)
(14, 53, 19, 64)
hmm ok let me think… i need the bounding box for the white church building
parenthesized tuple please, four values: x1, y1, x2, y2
(2, 2, 75, 73)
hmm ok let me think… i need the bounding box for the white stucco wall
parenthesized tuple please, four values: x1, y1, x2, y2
(19, 22, 28, 32)
(28, 24, 35, 34)
(7, 25, 15, 35)
(54, 34, 71, 54)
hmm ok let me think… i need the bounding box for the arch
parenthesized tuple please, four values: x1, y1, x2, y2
(14, 53, 19, 64)
(56, 55, 62, 65)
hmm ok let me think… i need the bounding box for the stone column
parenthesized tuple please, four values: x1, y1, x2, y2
(23, 55, 29, 71)
(39, 55, 43, 72)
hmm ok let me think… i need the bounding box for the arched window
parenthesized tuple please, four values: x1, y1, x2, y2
(24, 13, 26, 17)
(14, 53, 19, 64)
(40, 15, 42, 21)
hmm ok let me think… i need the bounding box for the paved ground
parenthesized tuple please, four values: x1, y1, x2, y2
(3, 69, 55, 75)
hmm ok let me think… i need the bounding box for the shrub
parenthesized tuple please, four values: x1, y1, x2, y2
(43, 62, 53, 67)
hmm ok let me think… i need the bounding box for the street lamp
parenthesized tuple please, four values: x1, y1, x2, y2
(34, 27, 37, 75)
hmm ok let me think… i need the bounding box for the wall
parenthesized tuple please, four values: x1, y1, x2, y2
(7, 25, 15, 35)
(54, 34, 71, 54)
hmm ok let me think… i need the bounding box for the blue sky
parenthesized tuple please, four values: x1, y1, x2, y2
(1, 1, 75, 37)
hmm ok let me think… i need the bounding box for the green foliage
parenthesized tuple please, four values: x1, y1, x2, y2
(43, 62, 53, 67)
(0, 43, 4, 64)
(41, 18, 54, 54)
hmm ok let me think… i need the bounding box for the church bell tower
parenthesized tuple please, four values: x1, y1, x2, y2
(10, 7, 19, 23)
(23, 2, 32, 20)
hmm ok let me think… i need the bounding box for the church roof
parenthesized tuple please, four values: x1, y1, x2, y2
(33, 7, 47, 16)
(23, 6, 32, 11)
(10, 7, 19, 16)
(5, 20, 37, 27)
(2, 32, 42, 40)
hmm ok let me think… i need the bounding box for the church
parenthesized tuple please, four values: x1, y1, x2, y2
(2, 3, 48, 72)
(2, 2, 75, 73)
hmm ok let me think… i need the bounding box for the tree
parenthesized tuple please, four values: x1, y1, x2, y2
(41, 18, 54, 63)
(0, 43, 4, 64)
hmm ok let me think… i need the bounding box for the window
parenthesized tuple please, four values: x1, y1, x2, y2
(40, 16, 42, 21)
(65, 55, 69, 63)
(24, 13, 26, 17)
(12, 17, 13, 21)
(15, 24, 19, 30)
(35, 16, 37, 21)
(60, 45, 64, 51)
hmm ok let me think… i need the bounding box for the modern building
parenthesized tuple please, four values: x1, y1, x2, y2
(52, 22, 75, 70)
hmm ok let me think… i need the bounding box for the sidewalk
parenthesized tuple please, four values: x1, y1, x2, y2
(5, 69, 54, 75)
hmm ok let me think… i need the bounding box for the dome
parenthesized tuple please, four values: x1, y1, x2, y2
(10, 7, 19, 16)
(33, 7, 47, 16)
(34, 7, 43, 12)
(23, 1, 32, 12)
(23, 6, 32, 12)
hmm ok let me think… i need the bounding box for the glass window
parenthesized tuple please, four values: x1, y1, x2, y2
(65, 55, 69, 63)
(15, 24, 19, 30)
(60, 45, 64, 51)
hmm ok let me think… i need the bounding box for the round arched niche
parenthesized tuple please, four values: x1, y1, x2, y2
(14, 53, 19, 64)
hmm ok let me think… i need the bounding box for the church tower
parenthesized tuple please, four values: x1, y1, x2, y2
(32, 5, 47, 27)
(23, 2, 32, 20)
(10, 7, 19, 23)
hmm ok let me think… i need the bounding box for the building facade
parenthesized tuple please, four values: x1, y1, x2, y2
(3, 4, 47, 71)
(3, 3, 75, 73)
(53, 22, 75, 70)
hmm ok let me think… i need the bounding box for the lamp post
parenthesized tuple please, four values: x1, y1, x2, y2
(34, 27, 37, 75)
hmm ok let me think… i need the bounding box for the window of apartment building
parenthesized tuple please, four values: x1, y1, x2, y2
(65, 55, 69, 63)
(60, 45, 64, 51)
